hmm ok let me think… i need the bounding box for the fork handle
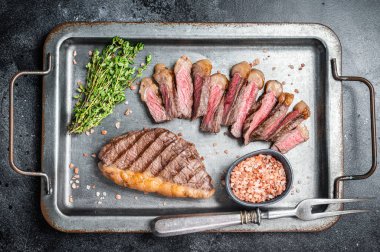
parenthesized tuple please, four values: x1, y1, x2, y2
(152, 210, 261, 237)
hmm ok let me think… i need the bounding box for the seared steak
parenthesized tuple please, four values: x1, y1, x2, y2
(139, 78, 170, 123)
(192, 59, 212, 119)
(229, 69, 265, 138)
(98, 128, 215, 198)
(242, 80, 283, 145)
(153, 64, 178, 118)
(269, 101, 310, 142)
(222, 61, 251, 125)
(174, 55, 193, 119)
(250, 92, 294, 141)
(200, 73, 228, 133)
(271, 124, 309, 154)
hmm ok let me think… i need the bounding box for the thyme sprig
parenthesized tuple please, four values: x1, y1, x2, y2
(68, 36, 151, 134)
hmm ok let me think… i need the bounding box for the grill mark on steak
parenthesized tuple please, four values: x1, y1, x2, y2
(128, 130, 178, 172)
(222, 61, 251, 125)
(112, 128, 166, 169)
(99, 130, 148, 166)
(139, 78, 170, 123)
(192, 59, 212, 120)
(172, 159, 203, 185)
(153, 64, 178, 118)
(251, 92, 294, 141)
(187, 167, 213, 191)
(200, 73, 228, 133)
(174, 55, 193, 119)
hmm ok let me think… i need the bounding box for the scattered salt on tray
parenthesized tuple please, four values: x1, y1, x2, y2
(230, 154, 287, 203)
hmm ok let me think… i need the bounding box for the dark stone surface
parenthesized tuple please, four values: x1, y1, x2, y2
(0, 0, 379, 251)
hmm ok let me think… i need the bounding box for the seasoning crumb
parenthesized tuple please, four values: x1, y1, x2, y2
(301, 63, 305, 67)
(134, 196, 138, 200)
(140, 62, 145, 67)
(296, 188, 300, 193)
(73, 59, 77, 65)
(215, 152, 219, 155)
(83, 153, 89, 157)
(298, 67, 302, 70)
(262, 48, 268, 53)
(224, 150, 229, 154)
(88, 50, 93, 56)
(178, 132, 183, 137)
(75, 180, 80, 184)
(125, 100, 129, 105)
(85, 131, 90, 136)
(130, 85, 137, 90)
(281, 81, 286, 86)
(73, 50, 77, 57)
(272, 67, 276, 71)
(221, 180, 226, 186)
(96, 192, 100, 197)
(69, 180, 73, 184)
(288, 74, 291, 77)
(115, 194, 121, 200)
(71, 183, 77, 189)
(90, 129, 94, 134)
(223, 132, 228, 136)
(91, 153, 97, 158)
(162, 202, 167, 206)
(124, 108, 132, 116)
(291, 83, 293, 85)
(298, 180, 302, 184)
(86, 185, 91, 190)
(288, 64, 294, 69)
(69, 163, 74, 169)
(200, 156, 205, 161)
(115, 121, 121, 129)
(101, 130, 108, 135)
(236, 155, 241, 158)
(74, 167, 79, 174)
(69, 196, 74, 203)
(97, 201, 102, 205)
(212, 143, 217, 147)
(294, 89, 299, 93)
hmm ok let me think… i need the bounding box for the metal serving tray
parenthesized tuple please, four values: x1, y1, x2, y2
(8, 23, 377, 233)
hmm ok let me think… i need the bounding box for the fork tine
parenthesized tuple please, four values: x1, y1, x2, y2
(311, 209, 370, 219)
(305, 198, 374, 206)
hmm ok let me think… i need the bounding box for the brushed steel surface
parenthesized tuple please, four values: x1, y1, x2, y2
(40, 22, 343, 232)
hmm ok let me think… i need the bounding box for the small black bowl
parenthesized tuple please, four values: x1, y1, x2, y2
(225, 149, 293, 208)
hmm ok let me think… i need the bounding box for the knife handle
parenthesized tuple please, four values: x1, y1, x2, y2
(152, 210, 260, 237)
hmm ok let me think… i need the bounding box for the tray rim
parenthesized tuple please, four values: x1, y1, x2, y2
(40, 22, 343, 233)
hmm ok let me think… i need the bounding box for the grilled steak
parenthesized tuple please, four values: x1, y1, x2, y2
(139, 78, 170, 123)
(192, 59, 212, 119)
(269, 101, 310, 142)
(98, 128, 215, 198)
(174, 55, 193, 119)
(222, 61, 251, 125)
(200, 73, 228, 133)
(242, 80, 283, 145)
(250, 92, 294, 141)
(271, 124, 309, 154)
(229, 69, 265, 138)
(153, 64, 178, 118)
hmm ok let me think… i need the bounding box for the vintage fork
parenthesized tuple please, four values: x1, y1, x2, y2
(152, 198, 371, 237)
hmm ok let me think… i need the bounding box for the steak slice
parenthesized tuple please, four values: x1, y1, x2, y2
(192, 59, 212, 119)
(139, 77, 170, 123)
(98, 128, 215, 198)
(271, 124, 309, 154)
(222, 61, 251, 125)
(269, 101, 310, 142)
(242, 80, 283, 145)
(174, 55, 193, 119)
(153, 64, 178, 118)
(229, 69, 265, 138)
(250, 92, 294, 141)
(200, 73, 228, 133)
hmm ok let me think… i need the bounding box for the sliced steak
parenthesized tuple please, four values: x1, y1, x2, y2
(271, 124, 309, 154)
(222, 61, 251, 125)
(229, 69, 265, 138)
(269, 101, 310, 142)
(200, 73, 228, 133)
(98, 128, 215, 198)
(242, 80, 283, 145)
(139, 77, 170, 123)
(250, 92, 294, 141)
(192, 59, 212, 119)
(174, 55, 193, 119)
(153, 64, 178, 118)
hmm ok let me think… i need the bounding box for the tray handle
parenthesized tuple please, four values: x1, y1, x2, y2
(9, 54, 52, 195)
(331, 58, 377, 198)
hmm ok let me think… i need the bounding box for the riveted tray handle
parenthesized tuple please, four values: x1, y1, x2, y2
(9, 54, 52, 194)
(331, 58, 377, 198)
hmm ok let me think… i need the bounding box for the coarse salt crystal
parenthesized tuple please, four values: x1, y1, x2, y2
(115, 194, 121, 200)
(115, 121, 121, 129)
(73, 50, 77, 57)
(103, 192, 107, 196)
(69, 163, 74, 169)
(71, 183, 77, 189)
(96, 192, 100, 197)
(73, 59, 77, 65)
(86, 185, 91, 190)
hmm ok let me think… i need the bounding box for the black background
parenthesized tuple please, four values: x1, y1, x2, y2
(0, 0, 379, 251)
